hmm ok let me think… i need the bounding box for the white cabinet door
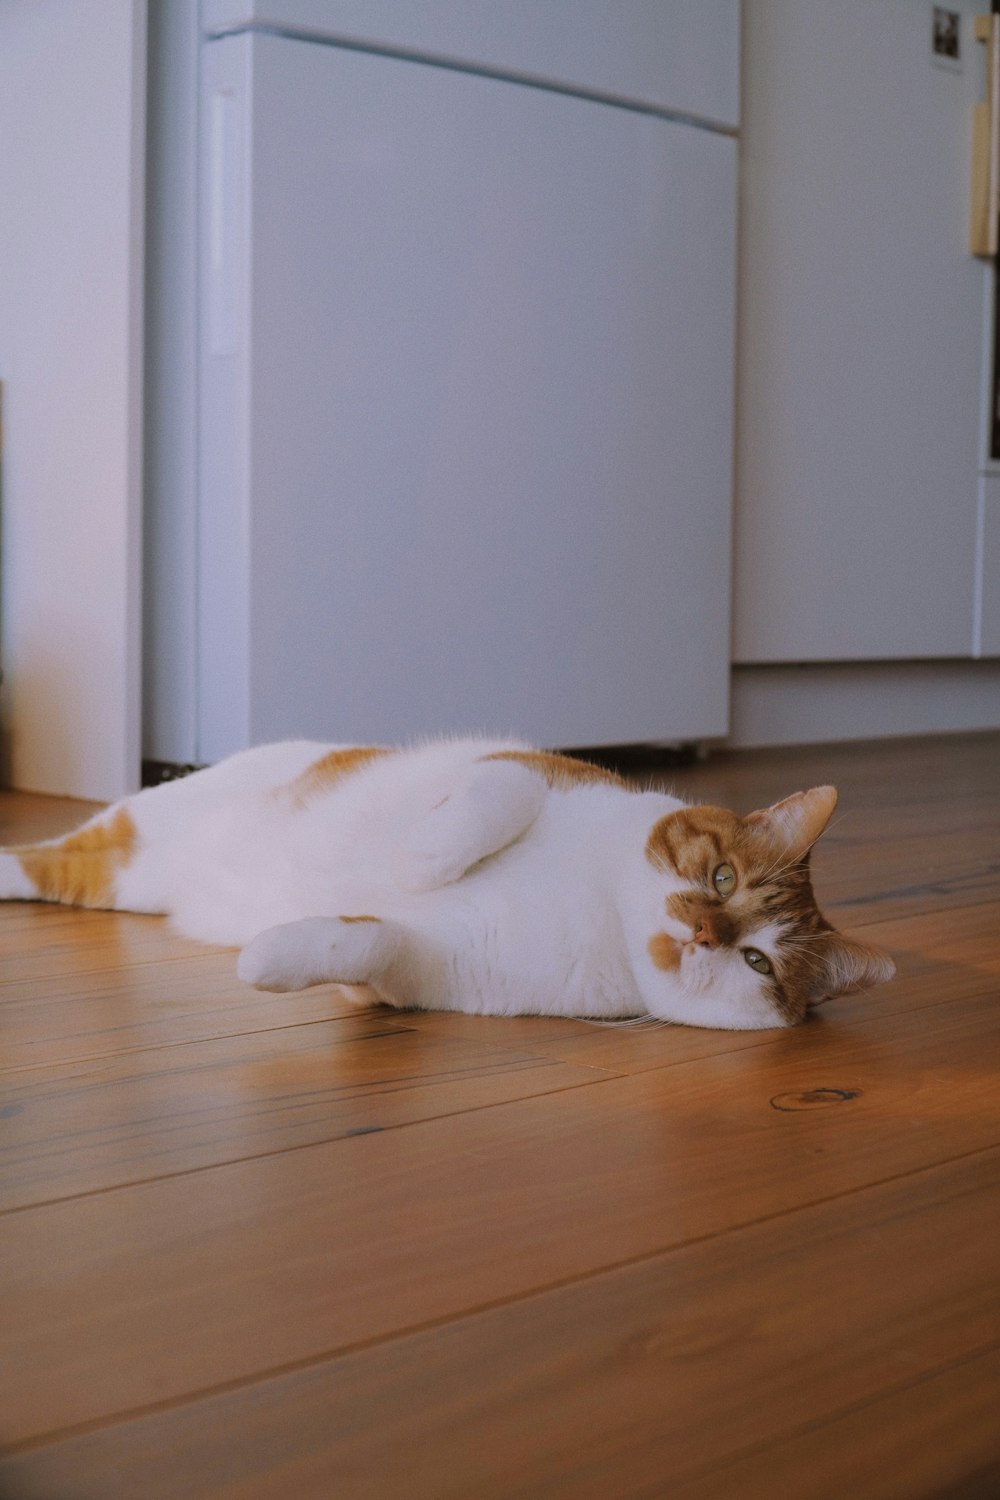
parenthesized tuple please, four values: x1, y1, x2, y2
(735, 0, 986, 663)
(201, 0, 740, 128)
(198, 33, 736, 757)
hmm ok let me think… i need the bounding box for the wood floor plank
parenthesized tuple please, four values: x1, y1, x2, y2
(2, 733, 998, 1494)
(0, 1020, 615, 1209)
(0, 952, 385, 1070)
(860, 900, 1000, 1007)
(4, 1148, 997, 1500)
(400, 1003, 780, 1072)
(673, 1345, 1000, 1500)
(2, 987, 998, 1444)
(0, 906, 217, 980)
(663, 732, 1000, 818)
(0, 789, 102, 844)
(816, 829, 1000, 926)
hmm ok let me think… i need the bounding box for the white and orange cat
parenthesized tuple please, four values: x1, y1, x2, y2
(0, 737, 894, 1029)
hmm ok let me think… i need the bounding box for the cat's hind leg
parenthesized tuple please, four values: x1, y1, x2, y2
(0, 850, 40, 902)
(0, 803, 165, 913)
(396, 758, 546, 892)
(1, 807, 139, 909)
(237, 915, 401, 994)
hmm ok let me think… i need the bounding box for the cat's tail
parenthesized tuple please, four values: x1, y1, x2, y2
(0, 806, 140, 910)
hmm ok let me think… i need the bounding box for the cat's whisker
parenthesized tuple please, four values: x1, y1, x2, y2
(753, 808, 849, 885)
(774, 941, 829, 967)
(756, 846, 810, 884)
(586, 1013, 675, 1031)
(752, 845, 802, 885)
(757, 809, 852, 885)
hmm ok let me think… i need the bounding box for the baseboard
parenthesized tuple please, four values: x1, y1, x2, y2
(727, 661, 1000, 748)
(141, 759, 205, 787)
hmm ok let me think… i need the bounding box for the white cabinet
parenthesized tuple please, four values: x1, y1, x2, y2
(201, 0, 740, 127)
(194, 20, 738, 758)
(734, 0, 989, 664)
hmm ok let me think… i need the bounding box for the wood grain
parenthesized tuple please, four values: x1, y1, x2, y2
(0, 906, 215, 979)
(4, 1148, 998, 1499)
(0, 1019, 614, 1209)
(1, 731, 998, 1495)
(0, 789, 102, 844)
(3, 988, 999, 1443)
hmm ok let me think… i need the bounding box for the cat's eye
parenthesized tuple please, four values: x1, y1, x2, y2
(713, 863, 737, 897)
(743, 948, 773, 976)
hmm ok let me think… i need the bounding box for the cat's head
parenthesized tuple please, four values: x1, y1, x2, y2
(637, 786, 894, 1029)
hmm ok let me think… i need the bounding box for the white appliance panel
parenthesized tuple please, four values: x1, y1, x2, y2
(735, 0, 986, 663)
(201, 0, 740, 127)
(199, 33, 736, 755)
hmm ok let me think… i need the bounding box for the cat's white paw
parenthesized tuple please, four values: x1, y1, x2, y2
(395, 840, 471, 893)
(237, 928, 302, 991)
(238, 916, 389, 992)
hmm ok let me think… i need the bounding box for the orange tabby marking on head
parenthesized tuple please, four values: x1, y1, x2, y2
(16, 807, 138, 908)
(648, 932, 682, 972)
(666, 889, 706, 928)
(340, 914, 380, 923)
(645, 806, 740, 880)
(483, 750, 629, 791)
(285, 746, 392, 808)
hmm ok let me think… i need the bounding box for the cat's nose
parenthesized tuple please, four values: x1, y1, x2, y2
(692, 910, 736, 948)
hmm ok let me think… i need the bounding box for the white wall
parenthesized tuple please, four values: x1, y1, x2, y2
(0, 1, 146, 800)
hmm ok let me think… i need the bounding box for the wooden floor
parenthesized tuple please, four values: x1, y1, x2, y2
(1, 733, 999, 1499)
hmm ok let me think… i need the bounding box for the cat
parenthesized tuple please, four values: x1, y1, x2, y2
(0, 736, 894, 1030)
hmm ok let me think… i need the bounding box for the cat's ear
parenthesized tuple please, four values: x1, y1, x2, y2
(744, 785, 838, 861)
(807, 933, 896, 1006)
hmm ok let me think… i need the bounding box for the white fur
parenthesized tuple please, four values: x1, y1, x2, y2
(2, 738, 799, 1030)
(0, 853, 36, 900)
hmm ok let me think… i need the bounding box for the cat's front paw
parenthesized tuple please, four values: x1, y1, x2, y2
(238, 915, 391, 992)
(237, 928, 303, 991)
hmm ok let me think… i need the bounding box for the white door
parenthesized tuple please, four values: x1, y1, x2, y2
(198, 32, 737, 757)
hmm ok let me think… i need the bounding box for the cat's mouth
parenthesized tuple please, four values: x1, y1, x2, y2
(676, 944, 715, 992)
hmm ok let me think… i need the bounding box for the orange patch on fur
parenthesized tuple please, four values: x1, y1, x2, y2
(285, 746, 392, 807)
(666, 889, 706, 928)
(16, 807, 138, 908)
(340, 914, 380, 923)
(648, 931, 682, 972)
(645, 806, 740, 881)
(483, 750, 629, 791)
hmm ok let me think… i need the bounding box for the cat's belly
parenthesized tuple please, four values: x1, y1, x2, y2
(385, 892, 641, 1020)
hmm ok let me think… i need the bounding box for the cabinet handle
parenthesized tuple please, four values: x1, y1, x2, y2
(971, 14, 1000, 257)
